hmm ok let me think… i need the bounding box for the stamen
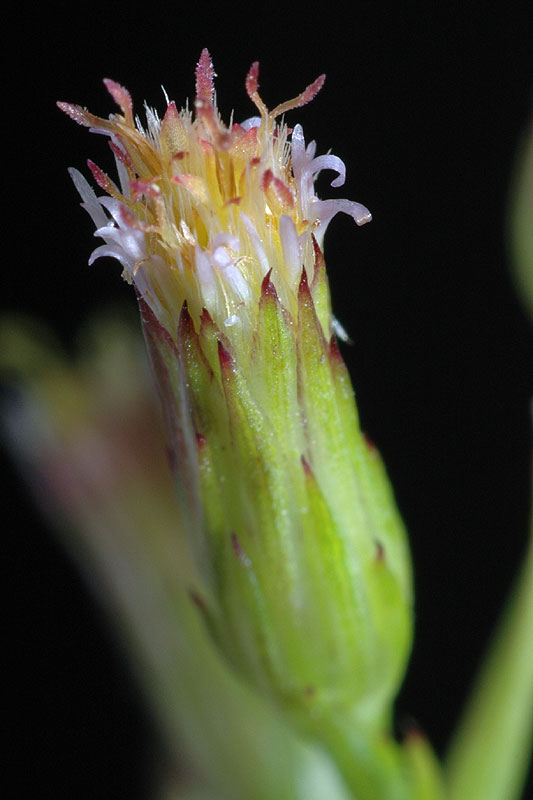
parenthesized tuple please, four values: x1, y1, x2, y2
(87, 160, 122, 201)
(56, 101, 113, 132)
(103, 79, 134, 127)
(270, 74, 326, 120)
(195, 48, 215, 107)
(194, 48, 230, 148)
(245, 62, 268, 118)
(109, 140, 134, 170)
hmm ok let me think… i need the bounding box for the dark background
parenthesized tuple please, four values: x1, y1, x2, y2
(5, 2, 532, 797)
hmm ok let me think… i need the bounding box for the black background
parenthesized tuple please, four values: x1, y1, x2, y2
(5, 2, 533, 797)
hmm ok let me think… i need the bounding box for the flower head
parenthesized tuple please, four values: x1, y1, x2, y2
(58, 49, 370, 345)
(59, 53, 413, 797)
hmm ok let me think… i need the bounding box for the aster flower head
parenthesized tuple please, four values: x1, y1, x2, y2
(59, 53, 414, 797)
(58, 49, 370, 344)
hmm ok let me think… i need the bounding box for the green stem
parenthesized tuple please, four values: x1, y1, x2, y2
(445, 509, 533, 800)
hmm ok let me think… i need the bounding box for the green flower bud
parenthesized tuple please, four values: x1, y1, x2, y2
(58, 50, 416, 796)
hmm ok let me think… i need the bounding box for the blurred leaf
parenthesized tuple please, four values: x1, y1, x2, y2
(509, 123, 533, 320)
(445, 476, 533, 800)
(1, 314, 353, 800)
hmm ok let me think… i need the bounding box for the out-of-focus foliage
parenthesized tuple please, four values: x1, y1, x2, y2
(1, 313, 354, 800)
(444, 513, 533, 800)
(509, 123, 533, 319)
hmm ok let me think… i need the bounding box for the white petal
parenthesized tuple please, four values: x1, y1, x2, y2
(210, 232, 240, 256)
(222, 264, 251, 303)
(98, 196, 128, 226)
(291, 124, 307, 175)
(240, 212, 270, 276)
(314, 198, 372, 227)
(279, 215, 301, 281)
(240, 116, 261, 131)
(306, 154, 346, 188)
(194, 246, 217, 307)
(110, 135, 131, 198)
(312, 198, 372, 247)
(68, 168, 109, 228)
(88, 244, 130, 268)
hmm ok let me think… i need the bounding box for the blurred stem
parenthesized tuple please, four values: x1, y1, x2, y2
(444, 497, 533, 800)
(58, 486, 355, 800)
(307, 712, 410, 800)
(304, 706, 447, 800)
(445, 121, 533, 800)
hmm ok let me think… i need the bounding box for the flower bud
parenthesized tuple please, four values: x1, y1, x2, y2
(59, 50, 414, 793)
